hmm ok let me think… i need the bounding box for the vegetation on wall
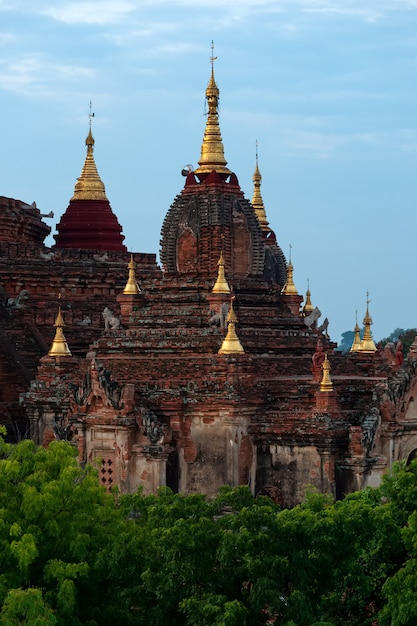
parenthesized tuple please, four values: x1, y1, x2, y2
(1, 429, 417, 625)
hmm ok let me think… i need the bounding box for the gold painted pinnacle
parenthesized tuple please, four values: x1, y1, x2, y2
(194, 43, 232, 177)
(48, 306, 72, 357)
(71, 118, 108, 201)
(212, 251, 231, 294)
(320, 354, 333, 392)
(123, 254, 141, 295)
(218, 298, 244, 354)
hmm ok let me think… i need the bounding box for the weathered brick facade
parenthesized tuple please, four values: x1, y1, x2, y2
(2, 69, 417, 507)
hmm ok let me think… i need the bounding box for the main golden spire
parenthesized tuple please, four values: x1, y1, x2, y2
(194, 42, 232, 177)
(218, 298, 244, 354)
(48, 306, 72, 357)
(281, 246, 298, 296)
(358, 293, 377, 353)
(212, 251, 231, 294)
(252, 143, 270, 232)
(71, 103, 108, 201)
(123, 254, 141, 295)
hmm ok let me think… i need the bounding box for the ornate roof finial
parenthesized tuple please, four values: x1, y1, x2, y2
(218, 297, 245, 354)
(48, 298, 72, 357)
(194, 42, 232, 177)
(71, 103, 107, 201)
(212, 250, 231, 294)
(358, 292, 377, 353)
(252, 140, 270, 232)
(350, 310, 361, 352)
(123, 254, 141, 295)
(281, 244, 298, 295)
(302, 279, 314, 315)
(320, 353, 333, 392)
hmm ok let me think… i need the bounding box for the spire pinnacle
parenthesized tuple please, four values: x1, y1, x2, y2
(194, 43, 232, 177)
(320, 353, 333, 392)
(123, 254, 141, 295)
(252, 141, 270, 232)
(48, 304, 72, 357)
(212, 251, 231, 294)
(218, 297, 245, 354)
(281, 245, 298, 295)
(350, 310, 361, 352)
(71, 104, 107, 201)
(302, 280, 314, 315)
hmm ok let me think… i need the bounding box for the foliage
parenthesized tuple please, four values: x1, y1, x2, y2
(378, 327, 417, 356)
(2, 431, 417, 625)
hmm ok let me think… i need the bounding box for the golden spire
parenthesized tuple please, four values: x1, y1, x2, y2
(194, 42, 232, 177)
(212, 251, 231, 294)
(302, 280, 314, 315)
(218, 297, 244, 354)
(358, 293, 377, 353)
(350, 311, 361, 352)
(320, 353, 333, 392)
(71, 102, 108, 201)
(281, 245, 298, 295)
(123, 254, 141, 295)
(252, 142, 270, 231)
(48, 306, 72, 357)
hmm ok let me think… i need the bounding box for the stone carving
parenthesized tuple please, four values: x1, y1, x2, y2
(94, 252, 108, 263)
(77, 316, 92, 326)
(102, 307, 120, 330)
(39, 251, 55, 261)
(141, 410, 165, 456)
(209, 302, 229, 329)
(318, 317, 329, 338)
(53, 421, 72, 441)
(395, 340, 404, 367)
(361, 408, 380, 456)
(304, 306, 321, 330)
(7, 289, 30, 308)
(312, 338, 326, 368)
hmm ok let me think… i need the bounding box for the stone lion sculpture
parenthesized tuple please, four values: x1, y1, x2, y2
(304, 306, 321, 330)
(102, 307, 120, 330)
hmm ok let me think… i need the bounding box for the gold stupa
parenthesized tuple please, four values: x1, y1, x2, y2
(212, 251, 231, 294)
(358, 295, 377, 353)
(252, 146, 270, 232)
(194, 42, 232, 177)
(48, 307, 72, 357)
(123, 254, 141, 295)
(350, 313, 362, 353)
(218, 298, 244, 354)
(320, 354, 333, 392)
(71, 123, 108, 201)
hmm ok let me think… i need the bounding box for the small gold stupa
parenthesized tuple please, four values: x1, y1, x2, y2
(281, 247, 298, 296)
(350, 312, 361, 352)
(358, 294, 377, 353)
(123, 254, 141, 295)
(212, 251, 231, 294)
(320, 354, 333, 392)
(218, 298, 244, 355)
(48, 307, 72, 357)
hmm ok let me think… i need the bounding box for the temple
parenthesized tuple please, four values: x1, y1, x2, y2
(1, 55, 417, 506)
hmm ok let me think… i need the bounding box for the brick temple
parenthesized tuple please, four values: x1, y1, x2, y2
(1, 62, 417, 507)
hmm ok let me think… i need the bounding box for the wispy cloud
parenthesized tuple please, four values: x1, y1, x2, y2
(0, 55, 94, 96)
(42, 1, 137, 25)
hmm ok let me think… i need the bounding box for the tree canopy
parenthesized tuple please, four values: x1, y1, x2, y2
(1, 429, 417, 625)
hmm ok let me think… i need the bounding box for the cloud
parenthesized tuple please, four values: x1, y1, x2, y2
(0, 55, 94, 96)
(42, 1, 137, 25)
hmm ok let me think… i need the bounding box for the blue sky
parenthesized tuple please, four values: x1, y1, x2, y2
(0, 1, 416, 345)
